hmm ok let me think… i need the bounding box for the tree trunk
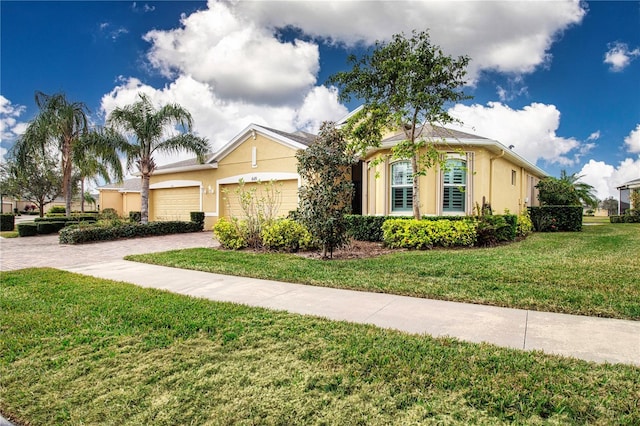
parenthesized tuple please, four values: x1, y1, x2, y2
(140, 174, 150, 224)
(80, 178, 85, 213)
(62, 139, 72, 217)
(411, 153, 420, 219)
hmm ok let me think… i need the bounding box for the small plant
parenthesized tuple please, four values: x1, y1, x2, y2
(100, 208, 119, 220)
(516, 209, 533, 237)
(262, 219, 314, 252)
(49, 206, 66, 214)
(129, 211, 142, 223)
(212, 217, 247, 250)
(190, 211, 205, 231)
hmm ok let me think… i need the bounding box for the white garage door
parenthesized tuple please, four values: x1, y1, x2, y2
(151, 186, 200, 222)
(220, 180, 299, 219)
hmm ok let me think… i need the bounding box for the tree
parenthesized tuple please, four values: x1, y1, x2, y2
(559, 170, 598, 208)
(599, 197, 618, 216)
(72, 129, 124, 212)
(14, 92, 90, 216)
(329, 30, 470, 219)
(296, 122, 354, 258)
(1, 149, 62, 217)
(106, 93, 209, 224)
(536, 177, 580, 206)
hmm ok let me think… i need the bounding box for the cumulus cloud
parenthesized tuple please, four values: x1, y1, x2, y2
(624, 124, 640, 153)
(100, 76, 347, 167)
(231, 0, 585, 82)
(143, 1, 319, 105)
(447, 102, 589, 166)
(0, 95, 28, 142)
(587, 131, 600, 141)
(579, 157, 640, 200)
(604, 42, 640, 72)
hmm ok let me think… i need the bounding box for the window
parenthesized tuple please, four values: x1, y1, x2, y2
(391, 161, 413, 212)
(443, 158, 466, 213)
(511, 170, 517, 186)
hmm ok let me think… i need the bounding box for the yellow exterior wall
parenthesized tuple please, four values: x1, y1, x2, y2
(98, 190, 140, 217)
(148, 132, 301, 229)
(364, 145, 542, 216)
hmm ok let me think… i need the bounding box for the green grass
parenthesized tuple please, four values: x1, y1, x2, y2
(127, 223, 640, 320)
(0, 230, 19, 238)
(582, 215, 611, 224)
(1, 269, 639, 425)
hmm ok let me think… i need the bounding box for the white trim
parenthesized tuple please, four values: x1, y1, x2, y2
(150, 180, 201, 190)
(216, 172, 299, 186)
(151, 163, 217, 176)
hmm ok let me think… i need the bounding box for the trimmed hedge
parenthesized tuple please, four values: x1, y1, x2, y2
(1, 214, 15, 231)
(611, 214, 640, 223)
(36, 222, 58, 235)
(190, 212, 205, 231)
(59, 220, 202, 244)
(17, 223, 38, 237)
(36, 215, 97, 223)
(528, 206, 583, 232)
(382, 219, 477, 249)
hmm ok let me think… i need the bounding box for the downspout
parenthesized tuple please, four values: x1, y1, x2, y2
(489, 149, 505, 208)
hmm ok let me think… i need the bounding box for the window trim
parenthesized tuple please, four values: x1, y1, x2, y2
(442, 156, 467, 214)
(390, 160, 413, 213)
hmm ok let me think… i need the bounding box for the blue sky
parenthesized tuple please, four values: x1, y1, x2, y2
(1, 0, 639, 199)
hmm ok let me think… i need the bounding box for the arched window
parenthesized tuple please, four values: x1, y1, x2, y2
(391, 161, 412, 212)
(443, 158, 466, 213)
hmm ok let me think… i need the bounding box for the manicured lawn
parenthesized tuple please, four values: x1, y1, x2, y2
(0, 231, 19, 238)
(1, 269, 638, 425)
(127, 223, 640, 320)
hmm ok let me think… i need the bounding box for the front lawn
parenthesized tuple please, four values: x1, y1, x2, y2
(1, 269, 638, 425)
(127, 223, 640, 320)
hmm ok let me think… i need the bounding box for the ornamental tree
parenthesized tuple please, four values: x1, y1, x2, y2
(329, 30, 470, 219)
(296, 122, 354, 258)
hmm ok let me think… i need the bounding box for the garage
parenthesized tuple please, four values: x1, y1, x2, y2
(150, 185, 201, 222)
(219, 179, 299, 219)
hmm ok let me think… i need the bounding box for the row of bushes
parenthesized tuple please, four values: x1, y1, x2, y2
(59, 221, 203, 244)
(610, 210, 640, 223)
(214, 212, 532, 252)
(17, 220, 97, 237)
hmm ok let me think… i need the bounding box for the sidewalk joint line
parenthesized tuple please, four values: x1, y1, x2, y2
(523, 310, 529, 350)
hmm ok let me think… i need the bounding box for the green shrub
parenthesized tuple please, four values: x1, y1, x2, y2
(609, 215, 622, 223)
(0, 214, 15, 231)
(475, 215, 512, 246)
(382, 219, 477, 249)
(516, 210, 534, 237)
(212, 217, 247, 250)
(190, 212, 205, 231)
(100, 208, 119, 220)
(262, 219, 314, 252)
(129, 211, 141, 223)
(623, 215, 640, 223)
(59, 221, 201, 244)
(528, 206, 583, 232)
(17, 223, 38, 237)
(36, 222, 57, 234)
(48, 206, 66, 214)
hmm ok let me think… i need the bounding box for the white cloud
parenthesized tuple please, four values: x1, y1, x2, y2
(0, 95, 27, 143)
(231, 0, 585, 82)
(587, 131, 600, 141)
(448, 101, 586, 166)
(143, 1, 319, 105)
(624, 124, 640, 153)
(579, 157, 640, 200)
(100, 76, 347, 168)
(604, 42, 640, 72)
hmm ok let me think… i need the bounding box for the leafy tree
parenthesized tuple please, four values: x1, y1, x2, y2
(329, 30, 470, 219)
(599, 197, 618, 216)
(105, 93, 209, 224)
(630, 189, 640, 212)
(296, 122, 354, 258)
(14, 92, 90, 216)
(536, 177, 580, 206)
(1, 149, 62, 217)
(559, 170, 598, 208)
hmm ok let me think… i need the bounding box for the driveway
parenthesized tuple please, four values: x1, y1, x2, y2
(0, 231, 217, 271)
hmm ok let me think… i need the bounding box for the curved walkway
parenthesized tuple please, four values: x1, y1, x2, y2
(1, 233, 638, 366)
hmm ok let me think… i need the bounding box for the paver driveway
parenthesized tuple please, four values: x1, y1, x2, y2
(0, 232, 217, 271)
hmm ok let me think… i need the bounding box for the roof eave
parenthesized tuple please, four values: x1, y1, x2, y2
(147, 163, 218, 176)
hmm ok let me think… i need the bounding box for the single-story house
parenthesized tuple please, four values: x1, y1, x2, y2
(99, 114, 547, 229)
(617, 177, 640, 214)
(98, 178, 142, 217)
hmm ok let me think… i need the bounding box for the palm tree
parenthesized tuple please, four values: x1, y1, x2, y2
(106, 93, 209, 223)
(16, 92, 90, 216)
(559, 170, 598, 208)
(72, 129, 125, 212)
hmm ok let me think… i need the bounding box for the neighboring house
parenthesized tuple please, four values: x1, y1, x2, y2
(617, 177, 640, 214)
(98, 114, 547, 229)
(0, 196, 97, 214)
(98, 178, 142, 217)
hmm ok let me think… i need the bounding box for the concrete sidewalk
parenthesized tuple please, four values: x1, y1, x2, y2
(63, 260, 640, 367)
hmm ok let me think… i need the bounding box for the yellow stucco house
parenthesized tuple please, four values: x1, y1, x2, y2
(99, 119, 546, 229)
